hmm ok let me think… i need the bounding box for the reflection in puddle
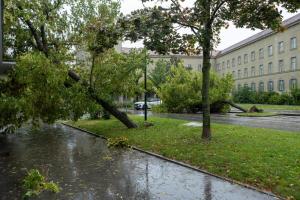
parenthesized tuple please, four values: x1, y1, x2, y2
(0, 124, 276, 200)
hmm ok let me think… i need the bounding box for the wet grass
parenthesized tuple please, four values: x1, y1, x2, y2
(237, 103, 300, 111)
(68, 116, 300, 199)
(236, 112, 278, 117)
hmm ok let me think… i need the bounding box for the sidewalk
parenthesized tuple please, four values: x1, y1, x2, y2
(0, 124, 278, 200)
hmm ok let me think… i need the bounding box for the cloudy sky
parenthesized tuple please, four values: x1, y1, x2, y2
(120, 0, 300, 51)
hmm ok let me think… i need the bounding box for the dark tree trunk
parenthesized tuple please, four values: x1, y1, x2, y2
(68, 70, 138, 129)
(201, 20, 213, 140)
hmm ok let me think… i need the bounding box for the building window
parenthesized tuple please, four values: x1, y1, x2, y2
(227, 60, 230, 68)
(198, 64, 202, 71)
(278, 80, 285, 91)
(268, 81, 274, 92)
(290, 79, 297, 89)
(238, 56, 241, 65)
(251, 82, 256, 91)
(278, 41, 284, 53)
(244, 68, 248, 78)
(251, 51, 255, 61)
(232, 71, 236, 79)
(232, 58, 235, 67)
(238, 70, 242, 79)
(251, 66, 255, 77)
(268, 45, 273, 56)
(291, 57, 297, 71)
(268, 62, 273, 74)
(186, 64, 192, 70)
(244, 83, 249, 88)
(259, 82, 264, 92)
(244, 54, 248, 64)
(259, 48, 264, 59)
(278, 60, 284, 72)
(259, 64, 264, 76)
(238, 84, 242, 91)
(290, 37, 297, 49)
(216, 64, 220, 71)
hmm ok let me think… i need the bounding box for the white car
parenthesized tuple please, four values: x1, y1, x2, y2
(134, 99, 161, 110)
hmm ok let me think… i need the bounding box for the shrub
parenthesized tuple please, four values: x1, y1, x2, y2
(232, 87, 255, 103)
(233, 87, 296, 105)
(291, 89, 300, 105)
(157, 64, 233, 113)
(152, 104, 168, 113)
(23, 169, 60, 199)
(107, 137, 129, 148)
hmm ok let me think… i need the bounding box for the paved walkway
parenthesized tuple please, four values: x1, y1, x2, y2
(129, 110, 300, 132)
(0, 124, 277, 200)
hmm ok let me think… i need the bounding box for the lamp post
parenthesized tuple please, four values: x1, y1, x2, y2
(144, 49, 148, 121)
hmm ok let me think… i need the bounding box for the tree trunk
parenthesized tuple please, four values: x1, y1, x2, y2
(221, 100, 248, 113)
(68, 70, 138, 129)
(201, 22, 213, 140)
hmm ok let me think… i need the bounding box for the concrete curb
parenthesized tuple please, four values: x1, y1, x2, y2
(61, 122, 282, 200)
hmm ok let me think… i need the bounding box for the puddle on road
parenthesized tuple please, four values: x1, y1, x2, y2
(0, 124, 276, 200)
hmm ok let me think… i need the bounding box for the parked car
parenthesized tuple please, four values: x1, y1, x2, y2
(134, 98, 161, 110)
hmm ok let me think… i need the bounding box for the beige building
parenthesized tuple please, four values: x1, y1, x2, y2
(129, 13, 300, 93)
(215, 13, 300, 93)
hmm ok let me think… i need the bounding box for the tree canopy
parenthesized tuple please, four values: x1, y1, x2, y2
(0, 0, 142, 133)
(121, 0, 300, 139)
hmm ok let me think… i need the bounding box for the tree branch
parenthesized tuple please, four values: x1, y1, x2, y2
(209, 0, 226, 24)
(40, 25, 49, 56)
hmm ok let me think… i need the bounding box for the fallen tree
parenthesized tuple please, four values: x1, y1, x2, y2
(221, 100, 248, 113)
(68, 70, 137, 128)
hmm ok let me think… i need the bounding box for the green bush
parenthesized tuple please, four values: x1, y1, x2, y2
(157, 64, 233, 113)
(151, 104, 169, 113)
(107, 137, 129, 148)
(291, 89, 300, 105)
(233, 87, 298, 105)
(22, 169, 60, 199)
(232, 87, 255, 103)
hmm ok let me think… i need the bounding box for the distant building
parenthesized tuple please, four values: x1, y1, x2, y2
(214, 13, 300, 93)
(123, 13, 300, 93)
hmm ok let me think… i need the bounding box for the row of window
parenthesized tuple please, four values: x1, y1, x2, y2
(237, 79, 298, 92)
(217, 36, 298, 71)
(231, 57, 297, 79)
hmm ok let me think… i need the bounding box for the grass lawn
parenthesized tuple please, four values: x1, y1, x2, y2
(68, 116, 300, 199)
(236, 112, 278, 117)
(237, 103, 300, 111)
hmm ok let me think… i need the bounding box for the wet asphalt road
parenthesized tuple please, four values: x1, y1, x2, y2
(0, 124, 277, 200)
(129, 110, 300, 132)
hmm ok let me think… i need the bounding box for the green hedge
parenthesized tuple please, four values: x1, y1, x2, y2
(233, 87, 300, 105)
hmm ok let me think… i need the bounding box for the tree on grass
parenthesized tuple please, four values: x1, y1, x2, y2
(122, 0, 300, 140)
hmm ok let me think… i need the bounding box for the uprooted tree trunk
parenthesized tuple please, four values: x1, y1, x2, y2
(221, 100, 248, 113)
(68, 70, 138, 129)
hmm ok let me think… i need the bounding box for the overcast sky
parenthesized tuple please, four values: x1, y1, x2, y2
(120, 0, 300, 50)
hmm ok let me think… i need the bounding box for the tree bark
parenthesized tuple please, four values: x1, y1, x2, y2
(68, 70, 138, 129)
(201, 12, 213, 140)
(202, 45, 211, 140)
(221, 100, 248, 113)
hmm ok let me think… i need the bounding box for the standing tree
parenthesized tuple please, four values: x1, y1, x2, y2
(121, 0, 300, 139)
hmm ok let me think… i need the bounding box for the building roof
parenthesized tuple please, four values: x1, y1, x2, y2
(217, 13, 300, 57)
(121, 47, 219, 58)
(121, 13, 300, 59)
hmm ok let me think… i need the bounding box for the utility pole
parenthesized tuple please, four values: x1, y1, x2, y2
(144, 49, 147, 121)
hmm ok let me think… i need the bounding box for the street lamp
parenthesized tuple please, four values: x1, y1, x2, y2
(0, 0, 15, 75)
